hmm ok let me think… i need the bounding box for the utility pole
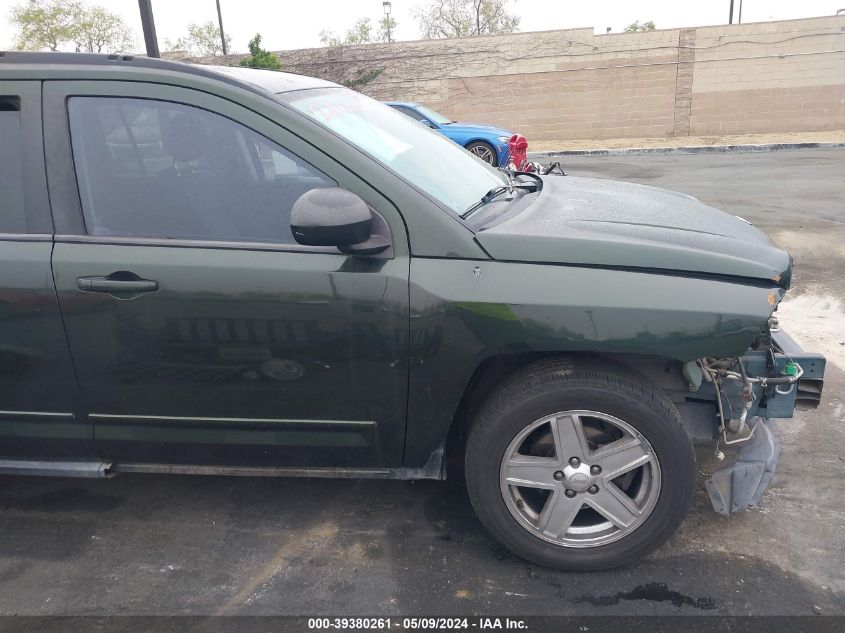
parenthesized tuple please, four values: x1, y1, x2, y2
(738, 0, 744, 23)
(729, 0, 734, 24)
(138, 0, 160, 58)
(383, 1, 393, 42)
(216, 0, 228, 56)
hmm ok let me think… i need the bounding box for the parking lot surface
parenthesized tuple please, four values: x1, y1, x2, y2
(1, 149, 843, 616)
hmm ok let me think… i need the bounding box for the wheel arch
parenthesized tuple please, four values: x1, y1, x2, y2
(442, 350, 710, 475)
(463, 137, 497, 149)
(463, 138, 500, 165)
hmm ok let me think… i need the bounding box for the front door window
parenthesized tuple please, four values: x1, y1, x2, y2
(68, 97, 335, 243)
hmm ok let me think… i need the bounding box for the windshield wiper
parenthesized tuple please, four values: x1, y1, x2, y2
(460, 185, 514, 218)
(481, 185, 514, 204)
(460, 172, 544, 219)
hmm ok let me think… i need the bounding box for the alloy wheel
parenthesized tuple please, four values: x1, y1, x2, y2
(499, 410, 661, 548)
(469, 144, 495, 164)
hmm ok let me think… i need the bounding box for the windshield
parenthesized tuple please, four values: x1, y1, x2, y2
(415, 105, 452, 125)
(279, 87, 507, 215)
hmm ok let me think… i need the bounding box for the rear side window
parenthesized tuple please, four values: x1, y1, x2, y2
(393, 106, 426, 123)
(67, 97, 335, 244)
(0, 97, 27, 233)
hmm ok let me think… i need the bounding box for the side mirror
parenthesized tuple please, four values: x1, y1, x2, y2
(290, 187, 390, 256)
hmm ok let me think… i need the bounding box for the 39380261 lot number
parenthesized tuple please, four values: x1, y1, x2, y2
(308, 618, 528, 630)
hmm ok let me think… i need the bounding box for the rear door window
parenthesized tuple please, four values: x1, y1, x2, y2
(0, 97, 27, 233)
(67, 97, 335, 244)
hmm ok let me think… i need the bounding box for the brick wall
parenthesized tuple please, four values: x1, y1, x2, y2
(206, 16, 845, 142)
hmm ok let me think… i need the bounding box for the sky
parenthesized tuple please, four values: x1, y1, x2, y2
(1, 0, 843, 53)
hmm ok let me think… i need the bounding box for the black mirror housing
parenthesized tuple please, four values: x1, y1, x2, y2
(291, 187, 373, 247)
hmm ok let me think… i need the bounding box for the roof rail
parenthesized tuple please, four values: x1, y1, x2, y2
(1, 51, 193, 71)
(0, 51, 269, 98)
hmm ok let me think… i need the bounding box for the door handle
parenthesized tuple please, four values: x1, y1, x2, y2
(77, 274, 159, 294)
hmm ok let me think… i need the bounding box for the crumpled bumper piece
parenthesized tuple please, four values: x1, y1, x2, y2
(705, 418, 780, 516)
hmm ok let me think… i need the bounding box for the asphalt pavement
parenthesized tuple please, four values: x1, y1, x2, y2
(1, 149, 843, 617)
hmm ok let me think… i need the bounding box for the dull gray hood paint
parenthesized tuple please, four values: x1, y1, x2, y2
(475, 176, 791, 284)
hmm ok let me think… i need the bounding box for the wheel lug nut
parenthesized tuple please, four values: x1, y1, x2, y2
(553, 470, 564, 481)
(590, 465, 602, 475)
(568, 457, 580, 467)
(588, 485, 599, 494)
(564, 489, 577, 498)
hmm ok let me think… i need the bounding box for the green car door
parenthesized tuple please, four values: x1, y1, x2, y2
(43, 80, 410, 469)
(0, 80, 90, 460)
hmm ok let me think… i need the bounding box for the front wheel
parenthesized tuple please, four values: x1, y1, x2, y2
(466, 141, 498, 166)
(465, 359, 696, 570)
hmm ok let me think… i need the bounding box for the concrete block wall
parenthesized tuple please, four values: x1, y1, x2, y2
(207, 16, 845, 142)
(687, 19, 845, 135)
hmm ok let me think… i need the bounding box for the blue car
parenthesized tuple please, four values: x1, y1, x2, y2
(385, 101, 514, 167)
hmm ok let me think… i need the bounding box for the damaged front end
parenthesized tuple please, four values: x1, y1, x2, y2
(685, 324, 826, 516)
(705, 416, 779, 516)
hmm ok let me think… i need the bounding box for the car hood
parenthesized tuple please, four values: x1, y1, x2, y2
(475, 176, 791, 286)
(443, 122, 512, 138)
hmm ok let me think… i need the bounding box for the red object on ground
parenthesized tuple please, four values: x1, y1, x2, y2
(507, 134, 530, 171)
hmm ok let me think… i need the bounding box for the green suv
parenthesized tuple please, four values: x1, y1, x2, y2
(0, 53, 825, 570)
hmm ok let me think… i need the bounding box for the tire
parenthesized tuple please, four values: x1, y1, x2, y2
(465, 358, 695, 571)
(466, 141, 498, 166)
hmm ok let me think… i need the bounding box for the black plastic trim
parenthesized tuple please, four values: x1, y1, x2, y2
(0, 51, 277, 100)
(0, 233, 52, 242)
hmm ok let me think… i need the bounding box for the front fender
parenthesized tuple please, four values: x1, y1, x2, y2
(404, 258, 780, 466)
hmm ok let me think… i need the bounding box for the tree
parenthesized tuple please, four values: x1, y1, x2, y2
(377, 14, 397, 43)
(624, 20, 656, 32)
(11, 0, 78, 51)
(414, 0, 519, 39)
(320, 14, 398, 46)
(10, 0, 134, 53)
(165, 21, 231, 57)
(320, 17, 374, 46)
(317, 17, 386, 89)
(238, 34, 281, 70)
(73, 5, 133, 53)
(343, 17, 373, 44)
